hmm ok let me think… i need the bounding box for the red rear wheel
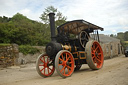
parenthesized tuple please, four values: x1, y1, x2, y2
(36, 54, 55, 77)
(86, 40, 104, 70)
(55, 50, 75, 78)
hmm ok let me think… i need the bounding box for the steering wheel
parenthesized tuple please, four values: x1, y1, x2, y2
(79, 31, 89, 48)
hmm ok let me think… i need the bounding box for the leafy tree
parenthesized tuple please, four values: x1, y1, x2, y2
(0, 13, 48, 45)
(40, 6, 67, 27)
(40, 6, 67, 41)
(117, 32, 124, 41)
(110, 34, 114, 37)
(0, 6, 67, 46)
(124, 31, 128, 41)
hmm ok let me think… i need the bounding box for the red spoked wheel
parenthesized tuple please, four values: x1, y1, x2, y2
(55, 50, 75, 78)
(85, 40, 104, 70)
(36, 54, 55, 77)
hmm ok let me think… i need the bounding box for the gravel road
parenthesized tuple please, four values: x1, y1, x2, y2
(0, 55, 128, 85)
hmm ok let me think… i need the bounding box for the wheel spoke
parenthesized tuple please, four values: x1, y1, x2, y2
(93, 44, 95, 50)
(91, 47, 93, 50)
(85, 38, 88, 41)
(44, 67, 45, 74)
(98, 53, 101, 56)
(95, 46, 99, 51)
(59, 57, 63, 61)
(92, 52, 95, 55)
(43, 57, 45, 64)
(67, 65, 72, 70)
(49, 62, 53, 66)
(83, 41, 86, 47)
(81, 38, 85, 40)
(62, 54, 64, 59)
(40, 68, 44, 72)
(63, 68, 66, 75)
(97, 55, 101, 59)
(47, 57, 49, 64)
(60, 66, 66, 72)
(91, 47, 95, 53)
(66, 56, 70, 62)
(92, 55, 95, 59)
(95, 57, 101, 63)
(40, 58, 44, 63)
(69, 61, 72, 64)
(39, 64, 44, 66)
(67, 67, 70, 73)
(66, 53, 68, 60)
(48, 67, 52, 71)
(93, 58, 96, 63)
(47, 67, 49, 74)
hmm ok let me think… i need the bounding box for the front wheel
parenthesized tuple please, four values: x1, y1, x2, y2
(55, 50, 75, 78)
(36, 54, 55, 77)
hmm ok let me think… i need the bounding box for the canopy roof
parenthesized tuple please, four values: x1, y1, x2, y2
(57, 20, 104, 35)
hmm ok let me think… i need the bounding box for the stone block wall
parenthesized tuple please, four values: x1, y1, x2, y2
(0, 44, 19, 67)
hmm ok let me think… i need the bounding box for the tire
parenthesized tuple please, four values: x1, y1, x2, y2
(36, 53, 55, 77)
(85, 40, 104, 70)
(55, 50, 75, 78)
(125, 53, 128, 57)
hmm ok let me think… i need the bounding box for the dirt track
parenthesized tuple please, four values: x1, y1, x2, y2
(0, 55, 128, 85)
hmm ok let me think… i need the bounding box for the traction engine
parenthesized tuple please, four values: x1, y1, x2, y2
(36, 13, 104, 78)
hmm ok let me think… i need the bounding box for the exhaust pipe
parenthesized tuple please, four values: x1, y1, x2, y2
(48, 13, 56, 42)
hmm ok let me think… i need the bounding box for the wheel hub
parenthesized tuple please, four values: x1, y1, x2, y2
(95, 52, 98, 57)
(44, 63, 48, 67)
(62, 61, 67, 66)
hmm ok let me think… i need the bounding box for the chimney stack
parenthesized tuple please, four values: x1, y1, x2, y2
(48, 13, 56, 42)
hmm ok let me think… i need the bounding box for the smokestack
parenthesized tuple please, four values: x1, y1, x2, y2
(48, 13, 56, 42)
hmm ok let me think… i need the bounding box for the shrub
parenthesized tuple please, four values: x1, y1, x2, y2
(19, 45, 40, 55)
(0, 43, 10, 46)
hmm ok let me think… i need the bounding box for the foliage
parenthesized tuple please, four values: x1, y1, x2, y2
(19, 45, 40, 55)
(124, 31, 128, 41)
(0, 43, 10, 46)
(110, 31, 128, 48)
(117, 32, 124, 41)
(110, 34, 117, 38)
(0, 6, 67, 46)
(40, 6, 67, 27)
(0, 13, 50, 45)
(116, 31, 128, 48)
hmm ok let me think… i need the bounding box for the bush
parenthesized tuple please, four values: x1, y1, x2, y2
(19, 45, 40, 55)
(0, 43, 10, 46)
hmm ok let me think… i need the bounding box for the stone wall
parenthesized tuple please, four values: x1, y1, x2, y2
(0, 43, 123, 66)
(17, 46, 45, 64)
(0, 44, 19, 67)
(101, 41, 123, 59)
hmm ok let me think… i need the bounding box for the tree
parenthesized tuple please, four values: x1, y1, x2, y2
(40, 6, 67, 42)
(110, 34, 114, 37)
(40, 6, 67, 27)
(117, 32, 124, 41)
(124, 31, 128, 41)
(110, 34, 117, 38)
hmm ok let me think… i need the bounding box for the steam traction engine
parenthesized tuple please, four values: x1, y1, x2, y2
(36, 13, 104, 78)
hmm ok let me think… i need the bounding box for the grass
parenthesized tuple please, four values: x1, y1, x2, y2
(124, 41, 128, 43)
(0, 43, 11, 46)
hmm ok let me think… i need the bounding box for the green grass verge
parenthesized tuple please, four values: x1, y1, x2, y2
(19, 45, 40, 55)
(0, 43, 11, 46)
